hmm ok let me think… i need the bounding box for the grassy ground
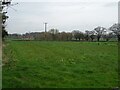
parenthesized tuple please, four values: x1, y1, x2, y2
(2, 41, 118, 88)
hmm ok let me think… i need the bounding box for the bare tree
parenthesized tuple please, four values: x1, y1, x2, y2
(66, 32, 72, 41)
(84, 30, 96, 42)
(103, 32, 113, 42)
(94, 26, 106, 42)
(72, 30, 80, 41)
(59, 32, 67, 41)
(89, 31, 96, 42)
(78, 31, 84, 41)
(85, 30, 90, 41)
(109, 23, 120, 41)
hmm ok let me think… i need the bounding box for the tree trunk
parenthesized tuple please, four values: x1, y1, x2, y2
(86, 36, 89, 41)
(75, 38, 77, 41)
(106, 38, 109, 42)
(79, 38, 81, 41)
(97, 38, 99, 42)
(118, 35, 120, 42)
(97, 36, 100, 42)
(91, 38, 94, 42)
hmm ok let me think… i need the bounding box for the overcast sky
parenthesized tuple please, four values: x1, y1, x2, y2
(6, 0, 119, 34)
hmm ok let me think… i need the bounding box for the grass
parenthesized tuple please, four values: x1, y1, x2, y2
(2, 41, 118, 88)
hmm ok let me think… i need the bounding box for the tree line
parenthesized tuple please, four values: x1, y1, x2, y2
(9, 23, 120, 42)
(1, 1, 120, 42)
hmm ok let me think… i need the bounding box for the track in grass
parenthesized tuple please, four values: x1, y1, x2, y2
(3, 41, 118, 88)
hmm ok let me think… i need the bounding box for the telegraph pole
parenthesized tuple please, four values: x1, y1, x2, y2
(118, 1, 120, 24)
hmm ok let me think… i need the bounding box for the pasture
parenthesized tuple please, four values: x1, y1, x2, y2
(2, 41, 118, 88)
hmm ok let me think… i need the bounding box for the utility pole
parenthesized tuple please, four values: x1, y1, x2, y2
(0, 1, 2, 44)
(118, 1, 120, 24)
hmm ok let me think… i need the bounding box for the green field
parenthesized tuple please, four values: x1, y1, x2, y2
(3, 41, 118, 88)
